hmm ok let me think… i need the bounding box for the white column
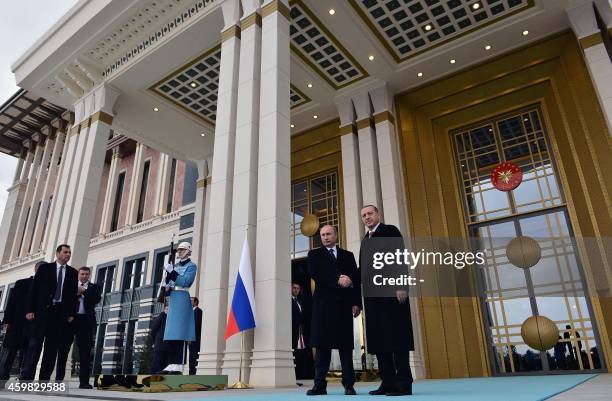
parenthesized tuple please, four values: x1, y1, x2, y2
(198, 0, 241, 375)
(192, 158, 210, 296)
(11, 139, 44, 260)
(567, 0, 612, 134)
(48, 84, 120, 267)
(20, 132, 56, 256)
(12, 155, 24, 184)
(223, 0, 262, 383)
(353, 92, 383, 211)
(337, 98, 363, 256)
(30, 130, 65, 254)
(19, 148, 34, 182)
(125, 143, 146, 226)
(153, 153, 171, 216)
(0, 157, 28, 263)
(250, 0, 294, 387)
(99, 147, 121, 234)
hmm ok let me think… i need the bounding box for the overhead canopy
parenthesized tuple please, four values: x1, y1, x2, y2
(0, 89, 70, 157)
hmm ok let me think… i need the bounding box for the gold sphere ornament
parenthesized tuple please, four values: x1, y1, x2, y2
(506, 235, 541, 268)
(521, 315, 559, 351)
(300, 213, 320, 237)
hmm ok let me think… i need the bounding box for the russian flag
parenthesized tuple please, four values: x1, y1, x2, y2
(224, 238, 257, 340)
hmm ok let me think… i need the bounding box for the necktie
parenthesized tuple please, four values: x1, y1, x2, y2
(368, 231, 373, 238)
(54, 266, 64, 302)
(329, 248, 336, 259)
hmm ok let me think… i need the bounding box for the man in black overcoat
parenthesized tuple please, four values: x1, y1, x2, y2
(150, 305, 169, 374)
(0, 261, 45, 380)
(360, 205, 414, 396)
(307, 225, 361, 396)
(20, 244, 78, 381)
(291, 282, 311, 380)
(189, 296, 202, 375)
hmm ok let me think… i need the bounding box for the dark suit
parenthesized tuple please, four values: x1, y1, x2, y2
(361, 223, 414, 393)
(0, 277, 33, 379)
(291, 295, 311, 380)
(150, 312, 168, 373)
(20, 262, 78, 380)
(57, 281, 101, 384)
(189, 306, 202, 375)
(308, 245, 361, 389)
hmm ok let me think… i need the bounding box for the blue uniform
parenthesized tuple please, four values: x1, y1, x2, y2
(163, 259, 197, 342)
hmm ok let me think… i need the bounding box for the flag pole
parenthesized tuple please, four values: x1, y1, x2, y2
(229, 331, 250, 389)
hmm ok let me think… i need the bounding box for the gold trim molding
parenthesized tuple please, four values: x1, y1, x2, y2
(242, 12, 262, 30)
(356, 118, 371, 130)
(339, 124, 354, 135)
(262, 0, 290, 20)
(374, 111, 395, 125)
(91, 111, 114, 126)
(579, 32, 603, 49)
(222, 25, 241, 42)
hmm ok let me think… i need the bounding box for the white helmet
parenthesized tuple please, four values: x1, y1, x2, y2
(177, 242, 192, 252)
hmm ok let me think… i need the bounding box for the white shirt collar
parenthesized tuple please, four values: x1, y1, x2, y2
(326, 244, 338, 252)
(56, 261, 65, 269)
(368, 223, 381, 234)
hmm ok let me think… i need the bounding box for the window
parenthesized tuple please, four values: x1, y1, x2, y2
(122, 257, 146, 290)
(110, 172, 125, 232)
(166, 158, 177, 213)
(452, 106, 602, 373)
(136, 160, 150, 223)
(96, 264, 116, 296)
(291, 171, 340, 259)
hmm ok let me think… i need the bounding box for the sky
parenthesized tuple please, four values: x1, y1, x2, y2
(0, 0, 78, 216)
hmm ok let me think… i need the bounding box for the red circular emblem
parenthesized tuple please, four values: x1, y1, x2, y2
(491, 162, 522, 191)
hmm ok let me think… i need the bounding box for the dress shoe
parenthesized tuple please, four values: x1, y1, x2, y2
(369, 386, 394, 395)
(306, 387, 327, 395)
(345, 387, 357, 395)
(79, 383, 93, 389)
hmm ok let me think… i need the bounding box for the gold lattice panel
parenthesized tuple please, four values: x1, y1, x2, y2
(350, 0, 533, 62)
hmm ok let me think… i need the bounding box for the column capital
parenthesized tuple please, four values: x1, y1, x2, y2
(566, 1, 600, 46)
(222, 0, 242, 28)
(261, 0, 290, 19)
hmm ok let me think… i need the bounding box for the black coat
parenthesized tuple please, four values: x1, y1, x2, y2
(291, 296, 306, 349)
(26, 262, 78, 337)
(150, 312, 168, 351)
(2, 277, 33, 347)
(194, 307, 203, 345)
(308, 246, 361, 350)
(361, 223, 414, 353)
(77, 282, 102, 328)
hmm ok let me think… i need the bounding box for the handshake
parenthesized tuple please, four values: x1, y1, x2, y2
(338, 274, 352, 288)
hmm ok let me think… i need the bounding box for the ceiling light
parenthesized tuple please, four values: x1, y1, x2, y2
(313, 115, 318, 119)
(190, 82, 197, 88)
(485, 44, 492, 50)
(200, 133, 205, 137)
(291, 124, 295, 128)
(522, 30, 529, 36)
(329, 9, 335, 15)
(425, 24, 432, 31)
(472, 2, 480, 10)
(307, 83, 313, 88)
(368, 55, 375, 61)
(417, 72, 423, 77)
(450, 59, 456, 64)
(153, 107, 159, 112)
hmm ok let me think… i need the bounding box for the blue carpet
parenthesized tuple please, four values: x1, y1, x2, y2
(173, 374, 597, 401)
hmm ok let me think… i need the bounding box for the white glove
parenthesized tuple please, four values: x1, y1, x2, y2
(164, 263, 174, 273)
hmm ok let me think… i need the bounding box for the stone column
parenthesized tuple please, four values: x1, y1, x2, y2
(30, 129, 66, 254)
(567, 0, 612, 133)
(153, 153, 171, 217)
(222, 0, 262, 383)
(47, 84, 120, 267)
(197, 0, 241, 375)
(20, 130, 56, 256)
(11, 138, 44, 260)
(125, 143, 146, 226)
(12, 155, 24, 184)
(353, 92, 383, 210)
(0, 152, 28, 263)
(192, 158, 211, 295)
(19, 147, 34, 182)
(99, 147, 122, 234)
(250, 0, 294, 387)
